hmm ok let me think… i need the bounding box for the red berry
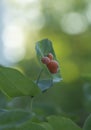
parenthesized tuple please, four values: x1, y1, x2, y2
(47, 53, 53, 60)
(41, 57, 50, 65)
(47, 60, 58, 74)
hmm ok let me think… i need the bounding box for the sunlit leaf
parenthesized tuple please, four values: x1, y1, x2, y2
(0, 66, 40, 97)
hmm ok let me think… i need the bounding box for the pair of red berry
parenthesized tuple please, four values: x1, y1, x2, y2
(41, 53, 59, 74)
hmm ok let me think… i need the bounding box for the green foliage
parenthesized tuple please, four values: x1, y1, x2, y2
(18, 122, 46, 130)
(0, 66, 40, 97)
(47, 116, 82, 130)
(0, 109, 31, 129)
(0, 39, 91, 129)
(1, 122, 46, 130)
(83, 114, 91, 130)
(41, 122, 53, 130)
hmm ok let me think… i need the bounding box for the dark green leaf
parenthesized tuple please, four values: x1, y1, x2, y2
(1, 127, 17, 130)
(41, 122, 53, 130)
(0, 66, 40, 97)
(83, 114, 91, 130)
(1, 122, 46, 130)
(47, 116, 82, 130)
(0, 109, 31, 129)
(18, 122, 46, 130)
(0, 91, 7, 108)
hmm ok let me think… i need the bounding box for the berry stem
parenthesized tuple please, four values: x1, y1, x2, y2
(36, 68, 44, 84)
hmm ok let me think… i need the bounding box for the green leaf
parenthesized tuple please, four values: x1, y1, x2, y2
(0, 66, 40, 97)
(35, 39, 62, 91)
(1, 122, 46, 130)
(47, 116, 82, 130)
(83, 114, 91, 130)
(0, 109, 31, 129)
(1, 127, 17, 130)
(18, 122, 46, 130)
(0, 91, 7, 108)
(41, 122, 53, 130)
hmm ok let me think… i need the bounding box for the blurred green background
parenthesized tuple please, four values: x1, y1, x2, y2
(0, 0, 91, 127)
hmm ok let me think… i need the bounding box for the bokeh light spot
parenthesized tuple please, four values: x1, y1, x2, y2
(60, 12, 88, 35)
(14, 0, 39, 5)
(2, 23, 26, 63)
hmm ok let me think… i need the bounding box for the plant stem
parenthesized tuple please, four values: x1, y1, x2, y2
(30, 97, 34, 114)
(36, 68, 44, 84)
(30, 68, 44, 114)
